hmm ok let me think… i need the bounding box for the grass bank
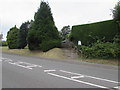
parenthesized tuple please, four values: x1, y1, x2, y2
(1, 46, 119, 66)
(1, 46, 66, 60)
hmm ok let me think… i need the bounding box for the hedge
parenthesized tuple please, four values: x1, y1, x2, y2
(71, 20, 119, 46)
(79, 41, 120, 59)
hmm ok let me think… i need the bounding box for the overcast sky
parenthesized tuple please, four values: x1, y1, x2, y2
(0, 0, 118, 40)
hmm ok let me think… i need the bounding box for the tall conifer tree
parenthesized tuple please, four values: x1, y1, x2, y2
(28, 1, 59, 50)
(18, 21, 30, 49)
(7, 25, 19, 49)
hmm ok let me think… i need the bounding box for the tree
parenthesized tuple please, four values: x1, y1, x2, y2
(61, 25, 71, 40)
(7, 25, 19, 49)
(18, 21, 30, 49)
(0, 41, 7, 46)
(112, 1, 120, 36)
(0, 33, 3, 40)
(112, 1, 120, 22)
(27, 1, 60, 50)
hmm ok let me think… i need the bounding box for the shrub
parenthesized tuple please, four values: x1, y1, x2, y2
(113, 34, 120, 44)
(79, 41, 120, 59)
(71, 20, 119, 46)
(7, 26, 19, 49)
(0, 41, 7, 46)
(40, 40, 61, 52)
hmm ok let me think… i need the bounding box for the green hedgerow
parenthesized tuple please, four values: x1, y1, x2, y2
(79, 41, 120, 59)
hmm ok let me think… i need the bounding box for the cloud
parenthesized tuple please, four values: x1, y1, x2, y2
(0, 0, 118, 40)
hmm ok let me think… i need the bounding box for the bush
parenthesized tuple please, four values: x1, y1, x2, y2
(7, 26, 19, 49)
(79, 41, 120, 59)
(71, 20, 119, 46)
(0, 41, 7, 46)
(113, 34, 120, 44)
(40, 40, 61, 52)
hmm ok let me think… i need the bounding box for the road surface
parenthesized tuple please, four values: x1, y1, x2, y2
(1, 53, 119, 89)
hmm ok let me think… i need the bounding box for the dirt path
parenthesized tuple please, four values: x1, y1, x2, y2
(61, 48, 78, 60)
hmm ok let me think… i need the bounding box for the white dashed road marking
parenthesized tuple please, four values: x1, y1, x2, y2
(8, 61, 33, 70)
(60, 70, 83, 76)
(14, 64, 33, 70)
(47, 72, 107, 88)
(114, 86, 120, 89)
(37, 65, 42, 68)
(1, 58, 12, 62)
(2, 58, 42, 70)
(2, 57, 119, 88)
(71, 75, 85, 79)
(44, 70, 56, 72)
(60, 70, 119, 84)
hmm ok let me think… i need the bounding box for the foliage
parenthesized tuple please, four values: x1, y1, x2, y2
(71, 20, 119, 46)
(112, 1, 120, 22)
(7, 26, 19, 49)
(18, 21, 30, 49)
(27, 1, 60, 50)
(40, 40, 61, 52)
(0, 41, 7, 46)
(0, 33, 3, 40)
(60, 25, 71, 40)
(113, 34, 120, 44)
(79, 40, 120, 59)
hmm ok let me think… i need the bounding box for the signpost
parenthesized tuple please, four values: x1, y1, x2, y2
(78, 41, 81, 45)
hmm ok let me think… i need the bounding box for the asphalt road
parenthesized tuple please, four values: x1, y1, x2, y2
(1, 53, 119, 89)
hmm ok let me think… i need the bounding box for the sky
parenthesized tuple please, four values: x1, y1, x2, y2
(0, 0, 118, 40)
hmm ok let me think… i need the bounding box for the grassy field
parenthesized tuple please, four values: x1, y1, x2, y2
(1, 46, 119, 66)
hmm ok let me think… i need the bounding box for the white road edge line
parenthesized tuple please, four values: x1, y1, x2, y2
(44, 70, 56, 72)
(114, 86, 120, 89)
(60, 70, 84, 76)
(16, 64, 33, 70)
(4, 59, 12, 62)
(86, 76, 119, 84)
(71, 75, 85, 79)
(8, 62, 32, 70)
(37, 65, 42, 68)
(1, 58, 8, 60)
(60, 70, 119, 84)
(15, 61, 42, 68)
(26, 65, 38, 68)
(8, 62, 16, 65)
(48, 72, 107, 88)
(5, 58, 42, 69)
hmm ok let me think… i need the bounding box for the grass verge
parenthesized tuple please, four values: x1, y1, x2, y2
(1, 46, 66, 60)
(1, 46, 119, 66)
(78, 57, 119, 66)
